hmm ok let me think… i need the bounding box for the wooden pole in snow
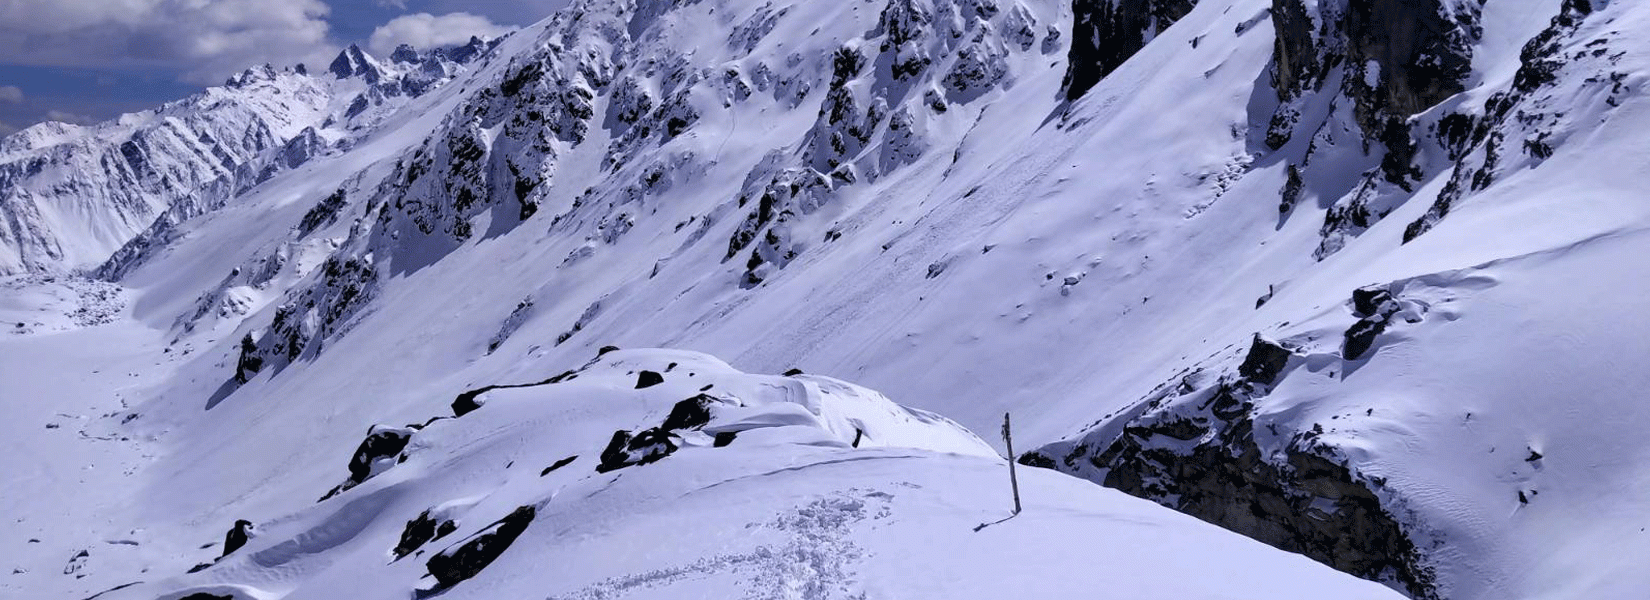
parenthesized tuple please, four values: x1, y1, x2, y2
(1003, 412, 1022, 515)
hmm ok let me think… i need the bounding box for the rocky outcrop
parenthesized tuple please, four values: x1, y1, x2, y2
(1026, 330, 1439, 598)
(426, 505, 536, 589)
(1267, 0, 1479, 151)
(1263, 0, 1483, 260)
(320, 424, 419, 501)
(597, 394, 730, 472)
(220, 520, 255, 557)
(1063, 0, 1199, 100)
(234, 254, 378, 385)
(1404, 0, 1607, 242)
(393, 510, 459, 560)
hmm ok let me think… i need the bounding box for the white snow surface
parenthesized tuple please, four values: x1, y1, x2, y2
(3, 0, 1650, 598)
(1, 342, 1398, 600)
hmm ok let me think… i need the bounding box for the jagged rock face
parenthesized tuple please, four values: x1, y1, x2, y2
(1341, 0, 1476, 132)
(1063, 0, 1198, 100)
(597, 393, 731, 472)
(393, 510, 458, 560)
(1270, 0, 1476, 136)
(1262, 0, 1487, 261)
(1266, 0, 1481, 161)
(1027, 334, 1438, 598)
(234, 254, 378, 384)
(1404, 0, 1609, 242)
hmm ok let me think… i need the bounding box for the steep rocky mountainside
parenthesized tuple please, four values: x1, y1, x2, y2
(6, 0, 1650, 599)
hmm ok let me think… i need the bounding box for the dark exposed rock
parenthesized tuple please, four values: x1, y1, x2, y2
(237, 254, 378, 384)
(234, 334, 263, 384)
(348, 427, 414, 482)
(486, 299, 535, 355)
(713, 432, 739, 448)
(1270, 0, 1478, 140)
(597, 394, 733, 472)
(783, 368, 805, 376)
(1256, 284, 1276, 309)
(540, 455, 578, 476)
(1343, 0, 1476, 135)
(1351, 285, 1395, 316)
(329, 45, 381, 81)
(597, 430, 639, 473)
(452, 370, 580, 417)
(1404, 0, 1598, 243)
(635, 370, 665, 389)
(451, 390, 487, 417)
(1266, 0, 1483, 250)
(598, 345, 621, 356)
(79, 581, 143, 600)
(1269, 0, 1321, 103)
(1345, 285, 1401, 360)
(660, 394, 719, 431)
(1017, 450, 1057, 469)
(63, 549, 88, 576)
(1064, 0, 1199, 101)
(322, 424, 418, 501)
(221, 519, 254, 557)
(1237, 335, 1293, 385)
(295, 189, 348, 238)
(426, 505, 536, 588)
(597, 428, 678, 473)
(1034, 330, 1439, 597)
(394, 510, 458, 560)
(1279, 163, 1304, 214)
(1342, 318, 1387, 360)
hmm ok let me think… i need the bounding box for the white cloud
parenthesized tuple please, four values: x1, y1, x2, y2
(0, 86, 22, 104)
(0, 0, 340, 84)
(0, 120, 16, 137)
(376, 0, 409, 9)
(44, 110, 96, 125)
(367, 12, 511, 57)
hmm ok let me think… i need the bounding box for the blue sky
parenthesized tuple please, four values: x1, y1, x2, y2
(0, 0, 571, 135)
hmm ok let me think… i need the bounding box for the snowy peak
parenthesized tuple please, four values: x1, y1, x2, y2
(329, 44, 384, 81)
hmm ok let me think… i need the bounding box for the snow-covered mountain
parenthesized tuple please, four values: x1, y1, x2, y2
(0, 38, 499, 277)
(5, 0, 1650, 599)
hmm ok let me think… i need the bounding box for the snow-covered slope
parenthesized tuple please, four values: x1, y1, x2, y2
(5, 0, 1650, 598)
(2, 341, 1400, 600)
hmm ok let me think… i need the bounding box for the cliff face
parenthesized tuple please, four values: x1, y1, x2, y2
(1063, 0, 1200, 100)
(1262, 0, 1483, 258)
(1268, 0, 1478, 145)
